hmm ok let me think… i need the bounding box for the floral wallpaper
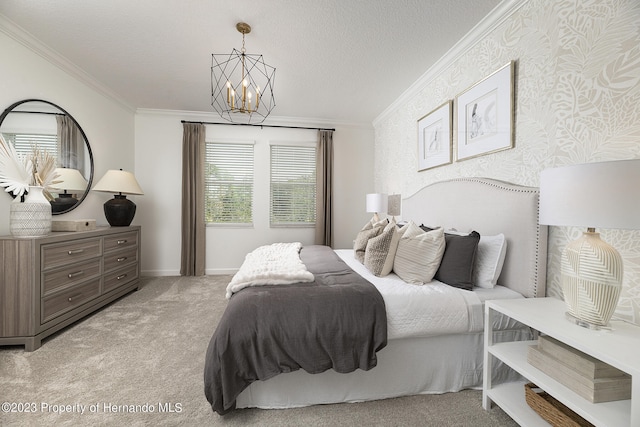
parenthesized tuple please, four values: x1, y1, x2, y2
(374, 0, 640, 325)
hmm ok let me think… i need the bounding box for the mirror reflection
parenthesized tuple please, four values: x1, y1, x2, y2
(0, 99, 94, 214)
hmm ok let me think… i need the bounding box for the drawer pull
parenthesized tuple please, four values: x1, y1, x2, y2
(117, 240, 127, 245)
(67, 293, 82, 303)
(117, 274, 128, 280)
(68, 249, 84, 255)
(67, 271, 84, 279)
(117, 257, 127, 262)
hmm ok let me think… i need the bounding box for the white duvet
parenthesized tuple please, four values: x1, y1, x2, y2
(335, 249, 512, 340)
(226, 242, 314, 299)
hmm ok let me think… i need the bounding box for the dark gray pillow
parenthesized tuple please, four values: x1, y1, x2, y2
(434, 231, 480, 290)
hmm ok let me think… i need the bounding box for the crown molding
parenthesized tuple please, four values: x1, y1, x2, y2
(373, 0, 527, 126)
(0, 13, 135, 114)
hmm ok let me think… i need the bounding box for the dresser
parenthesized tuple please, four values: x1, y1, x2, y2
(0, 226, 141, 351)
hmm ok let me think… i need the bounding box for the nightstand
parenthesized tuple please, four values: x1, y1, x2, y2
(483, 297, 640, 426)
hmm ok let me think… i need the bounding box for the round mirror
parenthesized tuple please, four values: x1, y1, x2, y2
(0, 99, 94, 214)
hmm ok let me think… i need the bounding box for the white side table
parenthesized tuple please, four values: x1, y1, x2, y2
(483, 297, 639, 426)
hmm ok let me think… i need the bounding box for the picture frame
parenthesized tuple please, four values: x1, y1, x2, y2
(417, 100, 452, 171)
(455, 61, 514, 161)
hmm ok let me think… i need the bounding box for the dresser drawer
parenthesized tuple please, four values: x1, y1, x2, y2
(41, 278, 101, 323)
(104, 264, 139, 293)
(104, 231, 138, 253)
(42, 258, 102, 296)
(104, 247, 138, 273)
(41, 238, 102, 271)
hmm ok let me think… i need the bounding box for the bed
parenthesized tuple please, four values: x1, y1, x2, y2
(204, 177, 548, 414)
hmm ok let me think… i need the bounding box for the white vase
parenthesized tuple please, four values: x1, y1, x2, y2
(10, 186, 52, 238)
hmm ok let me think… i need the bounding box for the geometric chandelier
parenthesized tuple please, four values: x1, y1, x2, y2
(211, 22, 276, 124)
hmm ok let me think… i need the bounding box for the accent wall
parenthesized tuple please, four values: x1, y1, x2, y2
(373, 0, 640, 325)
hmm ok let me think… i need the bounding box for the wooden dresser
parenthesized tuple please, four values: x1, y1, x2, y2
(0, 226, 141, 351)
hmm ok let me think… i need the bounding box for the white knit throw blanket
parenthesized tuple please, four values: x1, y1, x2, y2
(225, 242, 314, 299)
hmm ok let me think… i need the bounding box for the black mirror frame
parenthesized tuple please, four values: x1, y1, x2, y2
(0, 99, 94, 215)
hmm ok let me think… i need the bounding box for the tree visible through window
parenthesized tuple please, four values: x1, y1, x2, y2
(204, 142, 254, 224)
(270, 145, 316, 226)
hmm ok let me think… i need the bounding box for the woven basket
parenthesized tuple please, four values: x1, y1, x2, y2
(524, 383, 594, 427)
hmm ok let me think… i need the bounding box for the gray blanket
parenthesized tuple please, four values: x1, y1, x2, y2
(204, 245, 388, 415)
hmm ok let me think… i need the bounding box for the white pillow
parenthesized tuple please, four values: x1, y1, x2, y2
(473, 233, 507, 288)
(393, 222, 445, 285)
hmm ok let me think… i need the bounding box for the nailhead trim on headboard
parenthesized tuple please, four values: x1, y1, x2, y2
(402, 177, 548, 298)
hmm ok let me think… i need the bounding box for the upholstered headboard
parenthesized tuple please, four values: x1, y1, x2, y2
(402, 178, 547, 298)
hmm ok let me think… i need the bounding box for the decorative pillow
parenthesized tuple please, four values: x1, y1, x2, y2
(434, 230, 481, 291)
(364, 219, 401, 276)
(473, 234, 507, 288)
(353, 222, 385, 263)
(393, 222, 445, 285)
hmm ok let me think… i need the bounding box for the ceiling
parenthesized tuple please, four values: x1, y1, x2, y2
(0, 0, 502, 125)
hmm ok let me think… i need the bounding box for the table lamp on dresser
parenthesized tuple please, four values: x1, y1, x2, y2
(539, 159, 640, 329)
(92, 169, 144, 226)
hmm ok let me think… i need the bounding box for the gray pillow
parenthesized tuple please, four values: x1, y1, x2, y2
(354, 226, 383, 263)
(434, 231, 480, 290)
(364, 224, 399, 276)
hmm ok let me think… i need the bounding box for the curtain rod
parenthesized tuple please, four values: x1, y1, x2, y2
(180, 120, 335, 132)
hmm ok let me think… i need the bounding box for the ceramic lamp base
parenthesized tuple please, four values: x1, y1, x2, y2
(104, 195, 136, 226)
(561, 231, 622, 327)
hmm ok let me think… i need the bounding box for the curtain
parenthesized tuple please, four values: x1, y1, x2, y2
(180, 123, 206, 276)
(56, 115, 85, 174)
(314, 129, 334, 246)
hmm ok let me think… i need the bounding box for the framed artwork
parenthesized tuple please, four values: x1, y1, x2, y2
(456, 61, 514, 161)
(417, 100, 452, 171)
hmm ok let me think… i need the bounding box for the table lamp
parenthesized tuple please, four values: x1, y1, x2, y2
(387, 194, 401, 221)
(50, 167, 89, 213)
(92, 169, 144, 226)
(539, 159, 640, 328)
(366, 193, 387, 222)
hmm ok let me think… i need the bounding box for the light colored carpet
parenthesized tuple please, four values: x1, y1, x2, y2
(0, 275, 518, 426)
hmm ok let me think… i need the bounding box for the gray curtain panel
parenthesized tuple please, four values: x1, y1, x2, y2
(56, 115, 85, 173)
(180, 123, 206, 276)
(315, 129, 334, 246)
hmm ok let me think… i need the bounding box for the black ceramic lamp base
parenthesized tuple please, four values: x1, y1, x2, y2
(51, 193, 79, 213)
(104, 194, 136, 226)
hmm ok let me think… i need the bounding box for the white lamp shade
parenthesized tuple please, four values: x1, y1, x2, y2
(50, 168, 88, 192)
(92, 169, 144, 195)
(366, 193, 387, 213)
(539, 159, 640, 230)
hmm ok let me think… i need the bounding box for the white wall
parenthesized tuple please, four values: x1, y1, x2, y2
(0, 21, 375, 277)
(135, 110, 374, 275)
(373, 0, 640, 325)
(0, 28, 136, 235)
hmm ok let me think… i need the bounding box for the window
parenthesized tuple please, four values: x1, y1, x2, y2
(2, 133, 58, 159)
(270, 144, 316, 226)
(204, 142, 254, 224)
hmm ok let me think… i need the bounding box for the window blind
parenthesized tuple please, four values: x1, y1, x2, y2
(2, 133, 58, 158)
(270, 145, 316, 226)
(204, 142, 254, 224)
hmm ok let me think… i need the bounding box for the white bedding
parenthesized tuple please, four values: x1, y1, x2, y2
(334, 249, 524, 340)
(234, 178, 546, 410)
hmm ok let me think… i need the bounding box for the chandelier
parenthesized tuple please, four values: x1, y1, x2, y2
(211, 22, 276, 124)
